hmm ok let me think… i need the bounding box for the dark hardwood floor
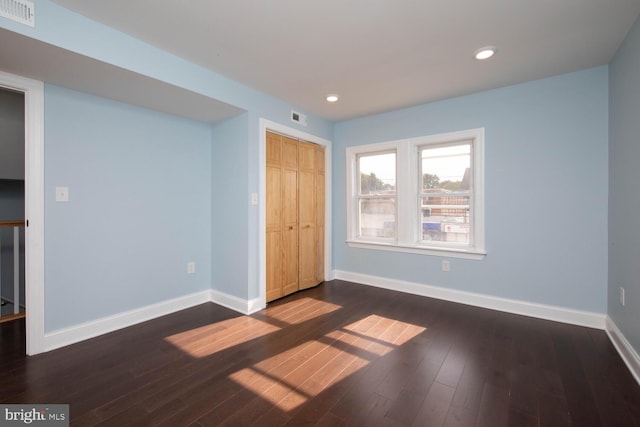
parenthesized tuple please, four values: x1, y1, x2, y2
(1, 280, 639, 426)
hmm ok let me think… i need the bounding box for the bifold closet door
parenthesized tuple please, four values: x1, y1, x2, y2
(266, 132, 299, 302)
(266, 131, 324, 302)
(298, 141, 317, 290)
(281, 137, 299, 296)
(266, 132, 284, 302)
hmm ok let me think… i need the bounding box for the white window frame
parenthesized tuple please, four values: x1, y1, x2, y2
(355, 149, 397, 242)
(346, 128, 485, 260)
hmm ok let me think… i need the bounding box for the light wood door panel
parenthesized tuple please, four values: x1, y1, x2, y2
(298, 142, 317, 289)
(282, 166, 298, 296)
(266, 132, 284, 302)
(299, 141, 315, 171)
(316, 146, 325, 173)
(266, 166, 281, 232)
(266, 131, 281, 166)
(283, 228, 298, 295)
(282, 137, 298, 169)
(266, 231, 283, 301)
(298, 226, 317, 289)
(316, 225, 324, 283)
(282, 169, 298, 226)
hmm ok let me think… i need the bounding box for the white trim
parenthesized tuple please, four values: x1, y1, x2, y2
(606, 317, 640, 386)
(258, 119, 332, 310)
(44, 290, 212, 351)
(0, 71, 45, 355)
(42, 287, 268, 352)
(246, 297, 263, 315)
(210, 289, 262, 315)
(346, 240, 486, 260)
(333, 270, 606, 329)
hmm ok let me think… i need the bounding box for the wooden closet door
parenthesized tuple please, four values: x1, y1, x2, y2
(298, 141, 318, 289)
(281, 137, 299, 296)
(266, 132, 324, 302)
(266, 132, 283, 302)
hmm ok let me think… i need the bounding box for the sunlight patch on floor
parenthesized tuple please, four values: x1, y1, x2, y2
(164, 317, 280, 358)
(263, 297, 342, 325)
(228, 314, 426, 413)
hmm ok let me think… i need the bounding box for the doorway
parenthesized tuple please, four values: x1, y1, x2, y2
(0, 88, 26, 321)
(0, 71, 45, 355)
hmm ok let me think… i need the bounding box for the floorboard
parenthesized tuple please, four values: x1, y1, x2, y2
(1, 280, 639, 426)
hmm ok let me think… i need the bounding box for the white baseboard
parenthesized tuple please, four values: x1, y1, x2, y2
(333, 270, 606, 329)
(43, 287, 265, 352)
(44, 290, 212, 352)
(247, 297, 265, 315)
(606, 317, 640, 386)
(210, 289, 263, 315)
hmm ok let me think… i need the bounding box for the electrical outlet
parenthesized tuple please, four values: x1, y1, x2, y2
(442, 260, 450, 272)
(187, 262, 196, 274)
(620, 286, 625, 306)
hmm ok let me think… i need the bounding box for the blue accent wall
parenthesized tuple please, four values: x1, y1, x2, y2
(333, 67, 609, 313)
(609, 16, 640, 355)
(44, 85, 213, 331)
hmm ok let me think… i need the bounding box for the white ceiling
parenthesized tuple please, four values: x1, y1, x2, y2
(49, 0, 640, 121)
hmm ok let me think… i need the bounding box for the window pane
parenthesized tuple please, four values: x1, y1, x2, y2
(421, 144, 470, 191)
(421, 195, 470, 243)
(358, 152, 396, 195)
(359, 198, 396, 238)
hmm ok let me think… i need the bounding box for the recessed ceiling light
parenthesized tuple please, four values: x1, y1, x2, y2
(326, 94, 339, 103)
(474, 46, 497, 60)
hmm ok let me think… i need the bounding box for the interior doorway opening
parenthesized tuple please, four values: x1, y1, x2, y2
(0, 71, 45, 355)
(0, 88, 25, 323)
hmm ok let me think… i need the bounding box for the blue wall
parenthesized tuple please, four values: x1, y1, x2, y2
(44, 85, 213, 331)
(609, 16, 640, 354)
(211, 113, 250, 299)
(333, 67, 609, 313)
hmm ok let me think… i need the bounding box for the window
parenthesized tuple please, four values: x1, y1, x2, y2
(357, 151, 396, 240)
(346, 128, 485, 259)
(420, 142, 471, 245)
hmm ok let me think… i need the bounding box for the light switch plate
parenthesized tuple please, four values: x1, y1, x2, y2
(55, 186, 69, 202)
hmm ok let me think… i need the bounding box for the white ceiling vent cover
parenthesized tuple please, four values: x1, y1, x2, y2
(291, 110, 307, 127)
(0, 0, 35, 27)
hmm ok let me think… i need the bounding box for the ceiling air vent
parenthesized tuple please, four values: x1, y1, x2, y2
(291, 110, 307, 127)
(0, 0, 35, 27)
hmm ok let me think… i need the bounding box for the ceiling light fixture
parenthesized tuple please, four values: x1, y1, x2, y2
(326, 94, 339, 103)
(474, 46, 497, 60)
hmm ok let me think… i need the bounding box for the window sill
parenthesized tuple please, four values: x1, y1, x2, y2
(346, 240, 486, 260)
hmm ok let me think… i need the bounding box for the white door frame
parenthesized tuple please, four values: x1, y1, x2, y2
(258, 119, 333, 310)
(0, 71, 45, 355)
